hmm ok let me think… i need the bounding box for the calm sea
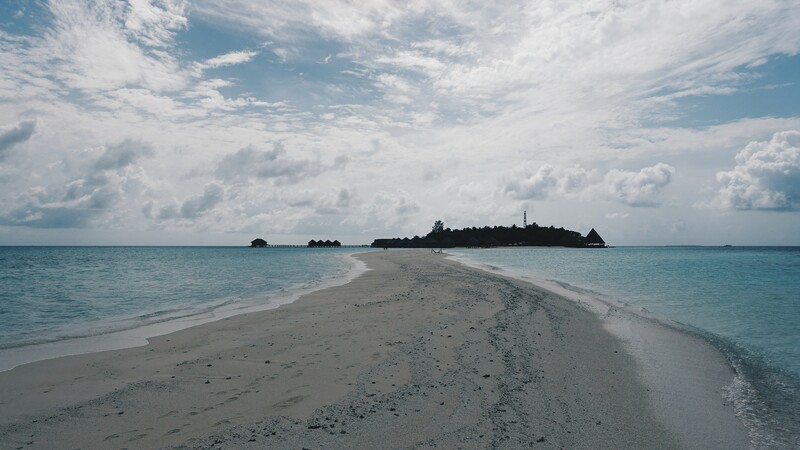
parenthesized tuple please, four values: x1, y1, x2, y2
(450, 246, 800, 448)
(0, 246, 362, 370)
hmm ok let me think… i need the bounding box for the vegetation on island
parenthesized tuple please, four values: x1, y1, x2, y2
(371, 220, 606, 248)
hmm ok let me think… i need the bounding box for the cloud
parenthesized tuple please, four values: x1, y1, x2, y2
(201, 50, 258, 69)
(505, 165, 599, 200)
(216, 143, 344, 185)
(605, 163, 676, 207)
(180, 183, 224, 219)
(20, 0, 190, 96)
(505, 165, 558, 200)
(94, 139, 155, 170)
(123, 0, 188, 47)
(671, 220, 687, 233)
(192, 0, 411, 40)
(506, 163, 675, 207)
(0, 120, 36, 159)
(0, 139, 154, 228)
(714, 130, 800, 210)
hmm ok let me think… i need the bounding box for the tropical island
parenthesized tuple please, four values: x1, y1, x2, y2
(371, 220, 606, 248)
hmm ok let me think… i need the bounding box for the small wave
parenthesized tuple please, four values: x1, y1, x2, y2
(711, 334, 800, 449)
(0, 249, 368, 371)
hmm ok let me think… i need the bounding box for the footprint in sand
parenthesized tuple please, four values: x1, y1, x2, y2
(273, 395, 308, 408)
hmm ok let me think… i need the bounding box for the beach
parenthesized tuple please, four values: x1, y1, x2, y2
(0, 250, 749, 449)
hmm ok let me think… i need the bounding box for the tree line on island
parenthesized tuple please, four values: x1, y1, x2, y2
(371, 220, 606, 249)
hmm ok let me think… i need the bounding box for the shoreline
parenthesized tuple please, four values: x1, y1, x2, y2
(448, 249, 799, 448)
(0, 250, 749, 448)
(0, 252, 367, 372)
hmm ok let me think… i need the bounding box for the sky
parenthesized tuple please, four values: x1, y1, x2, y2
(1, 0, 800, 246)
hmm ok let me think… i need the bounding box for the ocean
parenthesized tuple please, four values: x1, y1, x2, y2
(0, 246, 363, 371)
(449, 246, 800, 448)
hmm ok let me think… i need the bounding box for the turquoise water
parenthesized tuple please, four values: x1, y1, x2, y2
(450, 246, 800, 447)
(0, 247, 359, 362)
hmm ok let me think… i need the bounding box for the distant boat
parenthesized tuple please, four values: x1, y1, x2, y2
(723, 244, 733, 247)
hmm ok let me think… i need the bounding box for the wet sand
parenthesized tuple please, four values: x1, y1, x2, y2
(0, 250, 748, 449)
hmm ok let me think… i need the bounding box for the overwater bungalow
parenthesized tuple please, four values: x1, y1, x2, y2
(250, 238, 268, 247)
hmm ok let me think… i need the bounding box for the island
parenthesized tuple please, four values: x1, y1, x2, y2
(371, 220, 606, 248)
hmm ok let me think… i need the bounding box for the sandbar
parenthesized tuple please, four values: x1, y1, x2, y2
(0, 250, 749, 449)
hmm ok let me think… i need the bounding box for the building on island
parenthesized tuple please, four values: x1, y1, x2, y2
(584, 229, 606, 247)
(250, 238, 268, 247)
(308, 239, 342, 248)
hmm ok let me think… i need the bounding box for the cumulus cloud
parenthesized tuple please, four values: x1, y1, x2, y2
(714, 130, 800, 210)
(0, 120, 36, 159)
(605, 163, 676, 207)
(216, 143, 345, 185)
(506, 163, 675, 207)
(505, 165, 598, 200)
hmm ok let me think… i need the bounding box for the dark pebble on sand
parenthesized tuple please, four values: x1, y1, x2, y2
(482, 374, 491, 378)
(204, 380, 210, 384)
(536, 436, 545, 442)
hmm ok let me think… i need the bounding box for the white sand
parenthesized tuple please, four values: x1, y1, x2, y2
(0, 250, 749, 449)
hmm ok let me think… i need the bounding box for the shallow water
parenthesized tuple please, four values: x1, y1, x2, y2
(0, 247, 360, 365)
(449, 246, 800, 448)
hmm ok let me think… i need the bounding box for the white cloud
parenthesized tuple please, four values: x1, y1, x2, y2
(41, 0, 188, 93)
(505, 164, 559, 200)
(124, 0, 187, 47)
(506, 162, 675, 207)
(201, 50, 259, 69)
(714, 131, 800, 210)
(192, 0, 412, 40)
(605, 163, 676, 207)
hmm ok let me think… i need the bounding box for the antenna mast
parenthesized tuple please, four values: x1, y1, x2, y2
(523, 211, 527, 228)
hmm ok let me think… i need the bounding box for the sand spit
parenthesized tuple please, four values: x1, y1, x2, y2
(0, 251, 747, 449)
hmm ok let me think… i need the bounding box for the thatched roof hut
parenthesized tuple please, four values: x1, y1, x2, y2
(584, 228, 606, 247)
(332, 240, 341, 247)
